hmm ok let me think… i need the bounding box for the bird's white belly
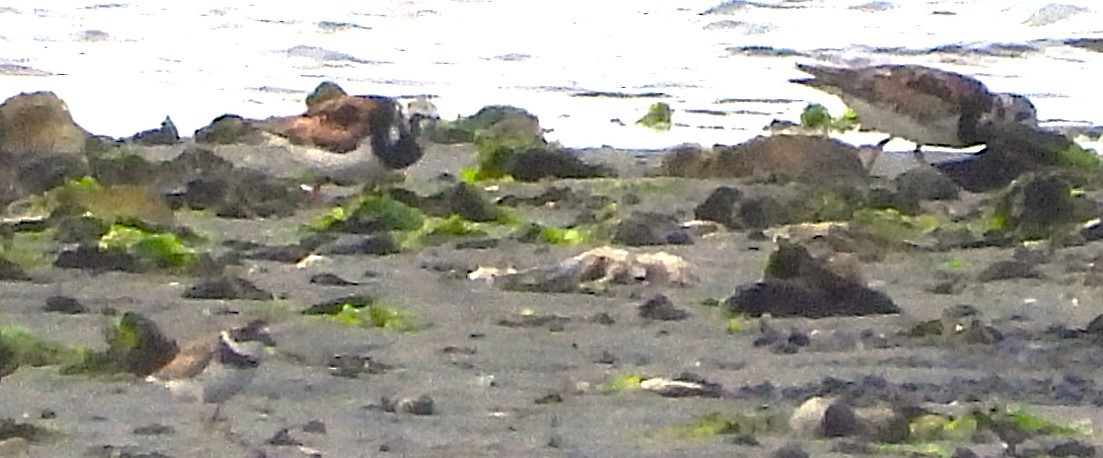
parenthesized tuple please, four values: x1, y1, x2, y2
(200, 366, 256, 404)
(213, 134, 388, 185)
(842, 96, 965, 147)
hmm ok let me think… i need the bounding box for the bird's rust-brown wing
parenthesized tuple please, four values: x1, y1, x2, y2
(259, 95, 387, 153)
(150, 337, 217, 380)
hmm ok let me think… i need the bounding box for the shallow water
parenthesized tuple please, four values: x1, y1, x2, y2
(0, 0, 1100, 150)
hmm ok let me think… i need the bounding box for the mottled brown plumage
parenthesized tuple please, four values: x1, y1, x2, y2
(792, 64, 1037, 148)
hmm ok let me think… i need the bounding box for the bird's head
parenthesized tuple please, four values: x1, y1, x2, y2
(980, 93, 1038, 128)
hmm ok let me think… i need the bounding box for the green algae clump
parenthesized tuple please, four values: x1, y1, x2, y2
(599, 374, 644, 394)
(637, 102, 673, 130)
(0, 326, 87, 376)
(304, 296, 426, 332)
(98, 225, 197, 269)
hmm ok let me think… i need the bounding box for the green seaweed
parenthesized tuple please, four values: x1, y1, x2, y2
(599, 374, 644, 394)
(306, 193, 426, 233)
(989, 407, 1088, 436)
(464, 131, 546, 183)
(726, 316, 745, 334)
(1054, 142, 1101, 171)
(636, 102, 673, 130)
(400, 215, 492, 248)
(0, 326, 89, 376)
(901, 406, 1086, 447)
(850, 208, 943, 242)
(651, 411, 780, 441)
(513, 223, 599, 245)
(0, 230, 54, 270)
(799, 103, 832, 130)
(873, 443, 949, 458)
(98, 225, 197, 268)
(314, 297, 426, 332)
(799, 104, 861, 132)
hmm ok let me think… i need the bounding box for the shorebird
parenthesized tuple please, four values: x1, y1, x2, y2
(146, 321, 275, 421)
(252, 82, 438, 188)
(791, 63, 1038, 164)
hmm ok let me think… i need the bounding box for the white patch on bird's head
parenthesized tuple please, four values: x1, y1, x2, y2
(980, 93, 1038, 127)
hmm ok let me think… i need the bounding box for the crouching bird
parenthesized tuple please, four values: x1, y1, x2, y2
(146, 320, 275, 421)
(252, 82, 438, 189)
(791, 63, 1038, 166)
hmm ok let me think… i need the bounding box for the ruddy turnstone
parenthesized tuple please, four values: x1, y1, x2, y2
(254, 82, 438, 187)
(146, 321, 274, 421)
(791, 63, 1038, 161)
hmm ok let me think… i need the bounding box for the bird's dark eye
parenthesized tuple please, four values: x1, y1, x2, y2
(997, 108, 1006, 119)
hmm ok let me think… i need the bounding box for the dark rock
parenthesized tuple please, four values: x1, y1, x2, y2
(662, 135, 867, 184)
(54, 215, 110, 244)
(1066, 38, 1103, 53)
(55, 245, 140, 273)
(1016, 437, 1096, 457)
(302, 420, 327, 434)
(506, 148, 613, 181)
(309, 273, 359, 286)
(105, 312, 178, 377)
(933, 150, 1027, 192)
(728, 434, 760, 446)
(866, 186, 920, 215)
(1013, 242, 1054, 265)
(44, 295, 87, 314)
(977, 260, 1042, 282)
(771, 443, 810, 458)
(535, 392, 563, 405)
(266, 428, 303, 446)
(238, 243, 311, 263)
(823, 402, 858, 437)
(613, 212, 681, 246)
(161, 148, 302, 218)
(665, 230, 692, 245)
(497, 313, 570, 329)
(16, 153, 90, 195)
(0, 417, 56, 443)
(0, 258, 30, 281)
(0, 91, 90, 156)
(940, 304, 1002, 344)
(993, 173, 1093, 241)
(83, 445, 173, 458)
(455, 238, 499, 250)
(302, 295, 375, 315)
(194, 114, 266, 145)
(415, 183, 502, 222)
(328, 354, 375, 378)
(132, 423, 175, 435)
(590, 312, 615, 325)
(313, 233, 400, 256)
(594, 350, 616, 364)
(1086, 314, 1103, 336)
(951, 448, 980, 458)
(894, 167, 960, 201)
(164, 146, 235, 176)
(725, 241, 898, 318)
(183, 276, 273, 301)
(738, 196, 789, 229)
(448, 105, 542, 144)
(130, 116, 179, 146)
(497, 186, 613, 210)
(694, 186, 743, 227)
(638, 294, 689, 321)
